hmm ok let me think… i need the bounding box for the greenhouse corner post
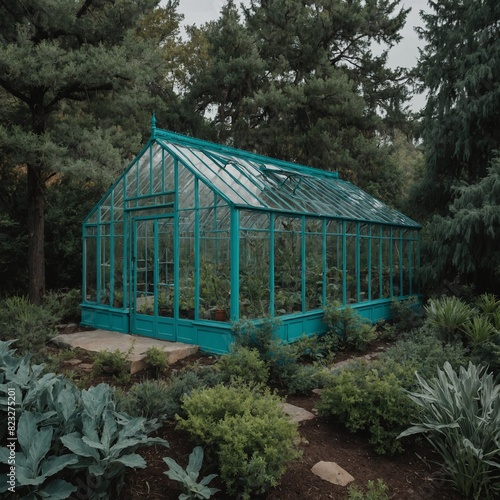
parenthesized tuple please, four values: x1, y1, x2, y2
(230, 209, 240, 321)
(322, 219, 327, 307)
(301, 216, 306, 312)
(270, 213, 275, 316)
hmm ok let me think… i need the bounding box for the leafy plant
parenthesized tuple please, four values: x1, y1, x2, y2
(399, 362, 500, 499)
(462, 315, 496, 345)
(217, 345, 269, 385)
(92, 344, 134, 383)
(61, 383, 169, 498)
(390, 295, 424, 334)
(0, 296, 60, 360)
(317, 359, 419, 455)
(424, 296, 474, 342)
(347, 479, 390, 499)
(145, 346, 169, 377)
(0, 411, 78, 499)
(163, 446, 219, 500)
(177, 383, 300, 499)
(476, 293, 500, 316)
(323, 301, 377, 351)
(115, 379, 176, 423)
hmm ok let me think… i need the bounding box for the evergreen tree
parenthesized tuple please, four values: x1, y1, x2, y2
(411, 0, 500, 215)
(0, 0, 173, 302)
(185, 0, 411, 202)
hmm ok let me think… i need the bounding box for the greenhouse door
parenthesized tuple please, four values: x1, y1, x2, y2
(131, 216, 176, 341)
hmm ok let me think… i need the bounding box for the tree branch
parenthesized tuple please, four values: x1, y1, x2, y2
(0, 77, 30, 105)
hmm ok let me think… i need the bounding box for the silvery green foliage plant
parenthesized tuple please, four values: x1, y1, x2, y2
(399, 362, 500, 499)
(0, 411, 78, 499)
(164, 446, 220, 500)
(61, 383, 169, 499)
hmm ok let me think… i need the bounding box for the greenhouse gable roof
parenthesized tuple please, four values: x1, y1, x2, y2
(153, 128, 420, 229)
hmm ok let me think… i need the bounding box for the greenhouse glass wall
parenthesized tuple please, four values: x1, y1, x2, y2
(81, 121, 421, 353)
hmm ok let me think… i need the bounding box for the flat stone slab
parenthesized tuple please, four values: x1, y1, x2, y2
(282, 403, 316, 423)
(52, 330, 198, 374)
(311, 461, 354, 486)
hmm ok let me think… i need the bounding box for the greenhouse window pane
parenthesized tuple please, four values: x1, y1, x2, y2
(326, 220, 342, 302)
(359, 224, 370, 303)
(305, 219, 323, 311)
(274, 216, 302, 315)
(85, 235, 97, 302)
(99, 225, 111, 305)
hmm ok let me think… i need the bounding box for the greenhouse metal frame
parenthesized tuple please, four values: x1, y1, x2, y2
(81, 119, 421, 353)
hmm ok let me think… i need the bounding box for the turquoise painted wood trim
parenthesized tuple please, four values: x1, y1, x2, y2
(96, 224, 101, 303)
(123, 210, 128, 309)
(149, 143, 153, 196)
(109, 189, 115, 305)
(322, 219, 327, 306)
(409, 236, 413, 295)
(194, 178, 200, 320)
(342, 220, 347, 306)
(173, 158, 180, 322)
(270, 213, 275, 315)
(367, 224, 372, 301)
(82, 229, 86, 304)
(356, 222, 360, 303)
(153, 219, 159, 316)
(379, 225, 383, 299)
(301, 216, 306, 312)
(389, 227, 394, 297)
(230, 209, 240, 321)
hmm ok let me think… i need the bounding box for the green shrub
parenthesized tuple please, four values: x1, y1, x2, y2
(476, 293, 500, 316)
(399, 362, 500, 499)
(0, 296, 60, 359)
(390, 296, 424, 334)
(462, 315, 496, 345)
(424, 295, 474, 342)
(43, 289, 81, 323)
(317, 359, 419, 455)
(323, 301, 377, 351)
(115, 379, 176, 423)
(177, 383, 300, 499)
(145, 346, 169, 377)
(92, 346, 133, 383)
(291, 334, 334, 364)
(232, 317, 282, 357)
(348, 479, 390, 500)
(286, 364, 333, 395)
(470, 332, 500, 375)
(160, 366, 223, 420)
(382, 325, 468, 381)
(217, 345, 269, 385)
(163, 446, 219, 500)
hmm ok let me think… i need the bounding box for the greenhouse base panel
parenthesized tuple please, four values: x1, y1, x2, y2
(80, 297, 404, 355)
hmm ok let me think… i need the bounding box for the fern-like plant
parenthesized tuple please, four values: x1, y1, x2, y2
(424, 296, 474, 341)
(163, 446, 219, 500)
(398, 362, 500, 499)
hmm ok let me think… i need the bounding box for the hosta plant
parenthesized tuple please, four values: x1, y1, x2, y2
(398, 362, 500, 499)
(163, 446, 219, 500)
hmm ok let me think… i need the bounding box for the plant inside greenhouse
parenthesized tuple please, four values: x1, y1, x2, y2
(81, 118, 420, 353)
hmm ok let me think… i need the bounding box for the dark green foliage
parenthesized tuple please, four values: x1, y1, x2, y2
(115, 380, 175, 424)
(382, 325, 469, 381)
(232, 317, 282, 358)
(420, 158, 500, 291)
(286, 364, 333, 396)
(323, 301, 377, 351)
(390, 296, 424, 334)
(217, 345, 269, 385)
(0, 296, 61, 359)
(470, 332, 500, 376)
(317, 359, 419, 455)
(145, 346, 169, 378)
(185, 0, 411, 205)
(348, 479, 390, 500)
(92, 347, 133, 383)
(177, 383, 300, 499)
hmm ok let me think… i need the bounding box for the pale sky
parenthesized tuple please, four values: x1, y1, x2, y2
(174, 0, 429, 110)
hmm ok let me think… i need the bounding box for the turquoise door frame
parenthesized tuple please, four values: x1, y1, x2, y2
(131, 215, 176, 341)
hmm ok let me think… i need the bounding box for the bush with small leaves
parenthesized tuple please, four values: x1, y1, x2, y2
(217, 345, 269, 385)
(145, 346, 169, 378)
(177, 383, 300, 499)
(92, 346, 133, 383)
(390, 296, 424, 334)
(317, 358, 419, 455)
(323, 301, 377, 352)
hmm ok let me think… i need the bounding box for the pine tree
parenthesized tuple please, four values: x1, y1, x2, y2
(0, 0, 170, 303)
(412, 0, 500, 215)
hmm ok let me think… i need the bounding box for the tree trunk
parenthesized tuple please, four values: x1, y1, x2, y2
(27, 164, 45, 305)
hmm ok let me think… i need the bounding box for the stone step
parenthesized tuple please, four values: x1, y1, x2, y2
(51, 330, 198, 374)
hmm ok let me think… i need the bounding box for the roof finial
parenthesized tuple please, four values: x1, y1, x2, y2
(151, 112, 157, 137)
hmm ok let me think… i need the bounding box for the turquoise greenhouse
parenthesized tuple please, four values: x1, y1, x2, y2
(81, 120, 421, 353)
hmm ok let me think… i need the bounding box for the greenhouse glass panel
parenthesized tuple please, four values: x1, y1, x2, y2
(82, 125, 421, 353)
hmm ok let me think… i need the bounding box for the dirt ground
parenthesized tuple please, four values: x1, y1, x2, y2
(53, 333, 461, 500)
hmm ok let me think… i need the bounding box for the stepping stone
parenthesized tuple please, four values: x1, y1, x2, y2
(282, 403, 315, 423)
(62, 359, 82, 366)
(311, 461, 354, 486)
